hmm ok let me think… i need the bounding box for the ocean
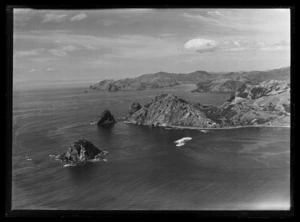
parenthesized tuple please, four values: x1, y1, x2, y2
(12, 84, 290, 210)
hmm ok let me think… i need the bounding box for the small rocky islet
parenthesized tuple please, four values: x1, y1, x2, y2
(56, 139, 108, 166)
(96, 109, 116, 126)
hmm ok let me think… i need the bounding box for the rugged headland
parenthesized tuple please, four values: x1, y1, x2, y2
(89, 67, 290, 93)
(125, 80, 290, 128)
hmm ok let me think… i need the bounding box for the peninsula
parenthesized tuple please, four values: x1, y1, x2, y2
(125, 80, 290, 128)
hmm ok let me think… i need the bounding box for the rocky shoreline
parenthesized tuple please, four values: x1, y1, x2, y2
(124, 120, 290, 130)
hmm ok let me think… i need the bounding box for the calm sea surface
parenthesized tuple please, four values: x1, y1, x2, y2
(12, 84, 290, 210)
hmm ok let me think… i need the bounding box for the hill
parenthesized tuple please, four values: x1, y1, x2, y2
(89, 67, 290, 92)
(125, 80, 290, 128)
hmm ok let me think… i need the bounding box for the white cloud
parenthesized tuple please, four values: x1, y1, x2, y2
(29, 57, 58, 62)
(27, 68, 36, 72)
(183, 9, 290, 38)
(183, 12, 218, 24)
(110, 8, 153, 13)
(220, 40, 290, 53)
(184, 38, 219, 53)
(14, 8, 32, 14)
(49, 45, 80, 57)
(42, 13, 67, 23)
(14, 48, 44, 57)
(70, 13, 87, 21)
(62, 45, 79, 51)
(49, 49, 67, 56)
(260, 45, 290, 51)
(183, 38, 290, 53)
(45, 68, 55, 72)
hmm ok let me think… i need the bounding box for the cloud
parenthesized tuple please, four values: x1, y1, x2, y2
(219, 40, 290, 53)
(49, 45, 80, 56)
(27, 68, 36, 72)
(183, 38, 290, 54)
(45, 68, 55, 72)
(49, 49, 67, 57)
(13, 8, 32, 14)
(183, 12, 218, 24)
(110, 9, 153, 13)
(184, 38, 219, 53)
(14, 48, 44, 57)
(29, 57, 58, 62)
(183, 9, 290, 37)
(42, 13, 67, 23)
(70, 13, 87, 21)
(62, 45, 79, 51)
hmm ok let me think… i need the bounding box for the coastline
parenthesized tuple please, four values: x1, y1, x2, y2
(123, 121, 290, 130)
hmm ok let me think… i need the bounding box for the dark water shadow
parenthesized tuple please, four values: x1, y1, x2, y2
(96, 123, 116, 144)
(65, 163, 103, 185)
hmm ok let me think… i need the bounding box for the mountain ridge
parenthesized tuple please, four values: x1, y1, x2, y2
(89, 67, 290, 92)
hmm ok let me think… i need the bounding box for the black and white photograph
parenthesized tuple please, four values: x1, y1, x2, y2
(9, 7, 292, 213)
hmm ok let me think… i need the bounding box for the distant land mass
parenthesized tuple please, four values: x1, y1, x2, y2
(89, 67, 290, 93)
(192, 67, 290, 93)
(125, 80, 290, 128)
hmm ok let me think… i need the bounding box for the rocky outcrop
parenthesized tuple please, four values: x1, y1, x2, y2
(126, 80, 290, 128)
(228, 80, 290, 101)
(192, 79, 247, 93)
(97, 110, 116, 125)
(57, 140, 108, 165)
(201, 80, 290, 127)
(128, 102, 142, 116)
(126, 93, 219, 128)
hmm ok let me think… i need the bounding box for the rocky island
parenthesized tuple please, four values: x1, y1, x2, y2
(126, 80, 290, 129)
(57, 139, 108, 165)
(97, 110, 116, 125)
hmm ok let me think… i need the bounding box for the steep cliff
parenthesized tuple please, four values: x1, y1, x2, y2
(126, 93, 219, 128)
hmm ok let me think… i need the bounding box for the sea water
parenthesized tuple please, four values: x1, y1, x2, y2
(12, 84, 290, 210)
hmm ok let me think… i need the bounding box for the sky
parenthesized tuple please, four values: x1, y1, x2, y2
(13, 8, 291, 89)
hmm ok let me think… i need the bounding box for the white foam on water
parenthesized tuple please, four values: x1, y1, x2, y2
(174, 137, 192, 147)
(175, 142, 185, 147)
(63, 163, 76, 168)
(200, 130, 209, 133)
(174, 137, 192, 144)
(89, 158, 102, 163)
